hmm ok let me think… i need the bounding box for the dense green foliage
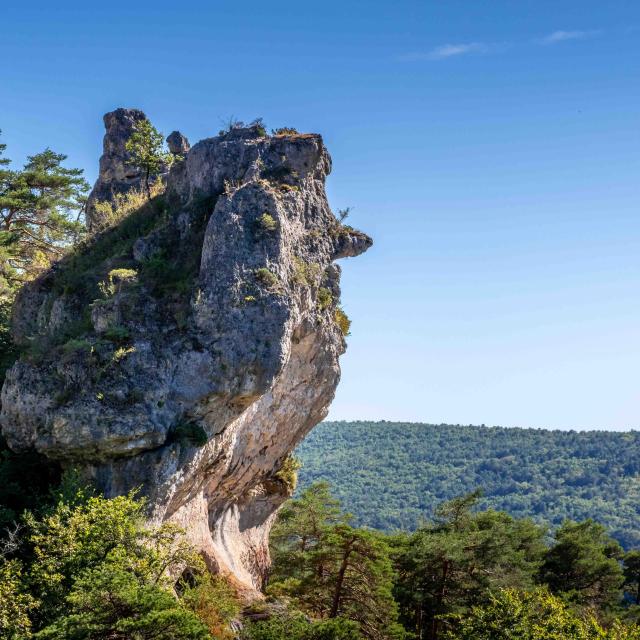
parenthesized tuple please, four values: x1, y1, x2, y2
(269, 482, 404, 640)
(125, 119, 174, 198)
(539, 520, 624, 612)
(3, 478, 640, 640)
(297, 421, 640, 548)
(443, 588, 640, 640)
(0, 134, 88, 388)
(269, 483, 640, 640)
(0, 484, 240, 639)
(0, 138, 88, 296)
(392, 491, 546, 638)
(243, 613, 361, 640)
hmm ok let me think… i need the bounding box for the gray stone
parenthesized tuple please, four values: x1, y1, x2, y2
(167, 130, 190, 155)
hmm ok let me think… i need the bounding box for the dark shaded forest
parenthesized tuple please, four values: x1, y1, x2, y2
(296, 421, 640, 548)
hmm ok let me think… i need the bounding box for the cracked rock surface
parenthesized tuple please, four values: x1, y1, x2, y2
(0, 109, 371, 597)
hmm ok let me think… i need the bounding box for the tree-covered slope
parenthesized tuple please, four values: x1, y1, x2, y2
(296, 421, 640, 548)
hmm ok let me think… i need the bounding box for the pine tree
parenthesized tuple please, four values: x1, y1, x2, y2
(270, 481, 347, 584)
(624, 551, 640, 606)
(392, 492, 546, 640)
(269, 483, 404, 640)
(0, 135, 88, 386)
(539, 519, 624, 612)
(319, 525, 404, 640)
(0, 140, 88, 295)
(125, 119, 173, 199)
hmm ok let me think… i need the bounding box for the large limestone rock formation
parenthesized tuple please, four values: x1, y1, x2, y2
(0, 110, 371, 596)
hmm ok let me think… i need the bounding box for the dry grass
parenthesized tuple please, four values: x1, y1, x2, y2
(92, 181, 165, 233)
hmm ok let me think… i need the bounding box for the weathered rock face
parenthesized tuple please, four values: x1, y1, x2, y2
(167, 130, 190, 155)
(0, 111, 371, 597)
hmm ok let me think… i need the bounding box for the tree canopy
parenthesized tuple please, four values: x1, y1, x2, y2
(0, 138, 88, 297)
(297, 421, 640, 549)
(124, 119, 173, 198)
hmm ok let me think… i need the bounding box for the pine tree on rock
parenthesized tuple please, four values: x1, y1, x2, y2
(124, 120, 173, 199)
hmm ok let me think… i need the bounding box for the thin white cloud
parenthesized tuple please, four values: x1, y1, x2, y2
(400, 42, 488, 62)
(538, 30, 601, 45)
(428, 42, 488, 60)
(399, 28, 601, 63)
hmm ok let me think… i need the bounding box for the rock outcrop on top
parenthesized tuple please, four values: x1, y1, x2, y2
(85, 108, 190, 232)
(0, 109, 371, 597)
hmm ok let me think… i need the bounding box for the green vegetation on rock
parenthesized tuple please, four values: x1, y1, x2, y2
(125, 119, 174, 199)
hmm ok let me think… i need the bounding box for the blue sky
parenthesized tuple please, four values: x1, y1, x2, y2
(2, 1, 639, 429)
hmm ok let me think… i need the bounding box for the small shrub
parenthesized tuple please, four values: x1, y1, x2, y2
(251, 118, 268, 137)
(180, 574, 240, 639)
(170, 422, 208, 447)
(99, 268, 138, 298)
(256, 212, 277, 232)
(218, 116, 244, 136)
(218, 117, 266, 137)
(274, 455, 302, 493)
(92, 182, 164, 233)
(335, 307, 351, 337)
(62, 338, 92, 355)
(278, 183, 299, 193)
(109, 268, 138, 287)
(317, 287, 333, 310)
(292, 257, 321, 287)
(223, 178, 243, 195)
(112, 346, 135, 363)
(104, 325, 130, 343)
(272, 127, 299, 136)
(255, 267, 278, 289)
(337, 207, 351, 223)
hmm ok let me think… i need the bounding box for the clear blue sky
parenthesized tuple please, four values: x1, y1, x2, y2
(2, 1, 639, 429)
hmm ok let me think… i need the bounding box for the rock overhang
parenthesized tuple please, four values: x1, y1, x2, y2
(0, 108, 371, 596)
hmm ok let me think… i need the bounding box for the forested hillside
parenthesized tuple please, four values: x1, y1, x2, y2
(296, 421, 640, 548)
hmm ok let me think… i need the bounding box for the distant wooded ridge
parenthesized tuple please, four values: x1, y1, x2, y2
(296, 421, 640, 549)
